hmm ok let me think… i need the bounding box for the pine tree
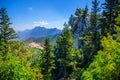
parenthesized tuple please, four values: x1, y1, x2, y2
(41, 37, 55, 80)
(115, 7, 120, 41)
(83, 0, 100, 60)
(78, 6, 89, 49)
(55, 23, 79, 79)
(81, 14, 120, 79)
(90, 0, 100, 53)
(0, 8, 16, 55)
(0, 8, 16, 42)
(81, 6, 120, 80)
(101, 0, 119, 36)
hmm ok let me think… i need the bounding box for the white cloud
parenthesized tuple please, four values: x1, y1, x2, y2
(11, 21, 50, 31)
(33, 21, 49, 27)
(28, 7, 33, 11)
(11, 20, 66, 31)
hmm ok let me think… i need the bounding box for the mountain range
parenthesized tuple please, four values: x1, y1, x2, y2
(18, 26, 61, 40)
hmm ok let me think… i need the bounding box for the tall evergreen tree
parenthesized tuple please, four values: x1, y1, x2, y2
(77, 0, 101, 68)
(0, 8, 16, 55)
(90, 0, 100, 53)
(41, 38, 55, 80)
(0, 8, 16, 42)
(101, 0, 119, 36)
(86, 0, 100, 57)
(55, 23, 80, 79)
(77, 6, 88, 49)
(81, 13, 120, 80)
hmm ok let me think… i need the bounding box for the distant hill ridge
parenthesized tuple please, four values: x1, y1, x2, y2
(19, 26, 61, 40)
(25, 34, 59, 45)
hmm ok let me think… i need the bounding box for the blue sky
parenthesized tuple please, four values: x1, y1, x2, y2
(0, 0, 104, 31)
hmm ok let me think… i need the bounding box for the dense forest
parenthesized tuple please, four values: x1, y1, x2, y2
(0, 0, 120, 80)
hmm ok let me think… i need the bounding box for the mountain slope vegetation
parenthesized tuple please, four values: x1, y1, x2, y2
(0, 0, 120, 80)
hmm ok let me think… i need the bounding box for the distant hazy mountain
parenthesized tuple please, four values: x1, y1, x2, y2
(18, 26, 61, 40)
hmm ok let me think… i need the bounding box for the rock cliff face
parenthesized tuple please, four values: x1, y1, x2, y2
(74, 17, 89, 49)
(28, 42, 44, 49)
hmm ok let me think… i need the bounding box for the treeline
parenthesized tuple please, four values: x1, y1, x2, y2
(0, 0, 120, 80)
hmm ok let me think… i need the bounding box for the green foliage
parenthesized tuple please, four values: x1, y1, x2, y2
(81, 13, 120, 80)
(0, 8, 17, 55)
(30, 47, 43, 67)
(70, 68, 82, 80)
(0, 8, 43, 80)
(100, 0, 119, 36)
(0, 0, 120, 79)
(40, 37, 55, 80)
(0, 51, 43, 80)
(55, 23, 82, 79)
(0, 8, 17, 42)
(0, 41, 44, 80)
(81, 35, 120, 80)
(80, 0, 101, 67)
(114, 13, 120, 42)
(0, 53, 34, 80)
